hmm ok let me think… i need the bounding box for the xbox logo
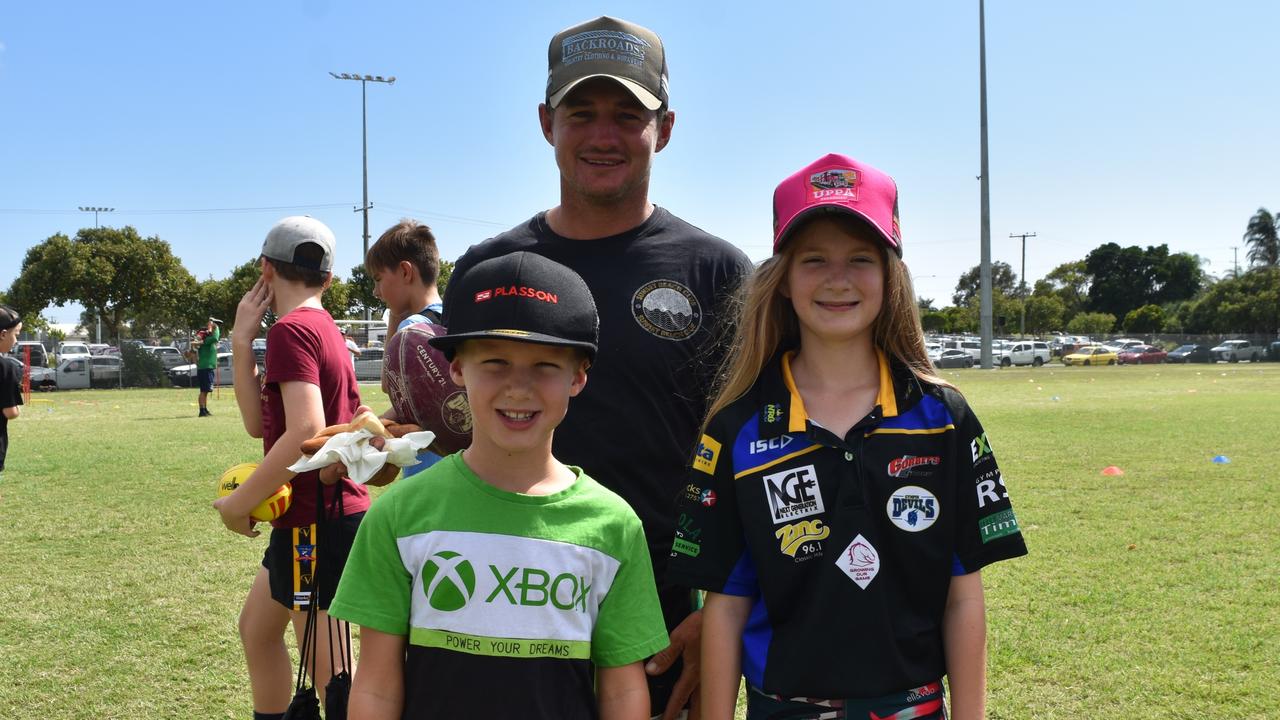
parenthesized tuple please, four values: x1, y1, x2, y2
(421, 550, 476, 612)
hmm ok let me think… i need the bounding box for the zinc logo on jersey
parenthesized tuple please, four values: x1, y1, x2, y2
(761, 465, 825, 524)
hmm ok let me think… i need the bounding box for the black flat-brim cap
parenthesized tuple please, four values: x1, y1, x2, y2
(428, 252, 599, 361)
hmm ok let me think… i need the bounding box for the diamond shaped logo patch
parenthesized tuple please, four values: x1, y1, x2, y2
(836, 534, 880, 589)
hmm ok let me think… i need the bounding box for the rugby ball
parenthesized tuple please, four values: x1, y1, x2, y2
(216, 462, 293, 523)
(384, 322, 472, 455)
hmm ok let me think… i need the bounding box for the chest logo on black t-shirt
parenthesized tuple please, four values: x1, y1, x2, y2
(631, 280, 702, 340)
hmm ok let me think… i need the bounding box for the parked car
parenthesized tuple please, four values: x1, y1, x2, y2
(31, 356, 120, 390)
(87, 356, 123, 386)
(1268, 341, 1280, 362)
(251, 338, 268, 364)
(143, 345, 187, 370)
(56, 342, 92, 361)
(1109, 338, 1146, 350)
(9, 341, 49, 368)
(1117, 345, 1167, 365)
(945, 338, 1007, 362)
(1209, 339, 1262, 363)
(933, 349, 975, 369)
(354, 347, 386, 382)
(2, 355, 56, 390)
(168, 352, 236, 388)
(1000, 341, 1050, 367)
(1062, 346, 1117, 366)
(1166, 344, 1211, 363)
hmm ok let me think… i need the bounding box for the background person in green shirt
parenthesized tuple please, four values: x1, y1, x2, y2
(194, 316, 221, 417)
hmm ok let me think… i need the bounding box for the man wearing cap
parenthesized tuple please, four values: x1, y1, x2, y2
(194, 316, 222, 417)
(443, 16, 752, 719)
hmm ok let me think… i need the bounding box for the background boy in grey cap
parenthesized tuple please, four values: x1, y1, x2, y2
(331, 252, 668, 720)
(216, 215, 365, 719)
(443, 15, 752, 719)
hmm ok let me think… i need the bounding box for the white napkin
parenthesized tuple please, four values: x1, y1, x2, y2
(287, 429, 437, 485)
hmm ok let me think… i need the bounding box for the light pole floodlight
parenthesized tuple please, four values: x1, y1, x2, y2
(329, 69, 396, 322)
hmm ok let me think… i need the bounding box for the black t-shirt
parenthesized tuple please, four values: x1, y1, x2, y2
(0, 358, 24, 471)
(444, 208, 753, 585)
(667, 352, 1029, 698)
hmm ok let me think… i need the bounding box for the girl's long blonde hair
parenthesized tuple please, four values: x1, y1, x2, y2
(703, 217, 950, 432)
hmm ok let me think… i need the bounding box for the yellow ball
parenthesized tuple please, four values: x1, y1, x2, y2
(217, 462, 293, 522)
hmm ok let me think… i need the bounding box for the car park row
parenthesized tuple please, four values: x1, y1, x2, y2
(926, 335, 1280, 369)
(8, 335, 1278, 386)
(5, 338, 388, 389)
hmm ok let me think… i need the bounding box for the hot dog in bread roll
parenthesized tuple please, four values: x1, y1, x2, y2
(299, 415, 423, 455)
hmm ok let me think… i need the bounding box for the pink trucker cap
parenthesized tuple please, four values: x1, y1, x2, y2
(772, 153, 901, 256)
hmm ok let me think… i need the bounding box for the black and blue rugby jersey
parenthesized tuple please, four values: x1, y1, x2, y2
(667, 351, 1027, 699)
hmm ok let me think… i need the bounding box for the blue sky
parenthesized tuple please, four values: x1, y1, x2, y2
(2, 1, 1277, 325)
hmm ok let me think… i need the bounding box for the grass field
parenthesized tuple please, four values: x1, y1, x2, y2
(1, 364, 1277, 718)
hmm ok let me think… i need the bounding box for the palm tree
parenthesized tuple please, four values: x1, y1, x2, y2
(1243, 208, 1280, 269)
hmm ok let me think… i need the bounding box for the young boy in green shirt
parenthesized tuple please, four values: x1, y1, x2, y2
(329, 251, 668, 719)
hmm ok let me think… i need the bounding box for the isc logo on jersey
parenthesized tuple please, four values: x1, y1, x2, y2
(750, 435, 795, 455)
(886, 486, 939, 532)
(421, 550, 590, 614)
(761, 465, 825, 524)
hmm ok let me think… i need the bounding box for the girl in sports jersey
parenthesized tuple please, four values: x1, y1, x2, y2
(668, 154, 1027, 720)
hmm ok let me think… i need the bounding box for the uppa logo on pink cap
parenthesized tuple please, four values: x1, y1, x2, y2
(773, 153, 901, 256)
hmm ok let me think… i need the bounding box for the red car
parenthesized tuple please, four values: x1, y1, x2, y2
(1117, 345, 1168, 364)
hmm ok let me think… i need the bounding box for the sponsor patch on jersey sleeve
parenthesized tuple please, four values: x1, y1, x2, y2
(693, 434, 722, 475)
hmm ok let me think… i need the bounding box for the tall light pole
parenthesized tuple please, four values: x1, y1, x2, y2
(1010, 232, 1037, 338)
(329, 72, 395, 322)
(79, 206, 114, 342)
(78, 206, 114, 228)
(978, 0, 993, 368)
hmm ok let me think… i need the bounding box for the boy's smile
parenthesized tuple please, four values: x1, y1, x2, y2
(450, 339, 588, 460)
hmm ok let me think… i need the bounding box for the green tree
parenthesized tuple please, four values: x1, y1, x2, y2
(1123, 304, 1165, 333)
(1184, 268, 1280, 334)
(322, 277, 352, 321)
(1066, 312, 1117, 336)
(1085, 244, 1159, 319)
(940, 305, 978, 333)
(1243, 208, 1279, 269)
(9, 226, 196, 342)
(0, 289, 49, 335)
(1036, 260, 1090, 319)
(952, 262, 1016, 307)
(346, 264, 380, 318)
(438, 259, 454, 295)
(1153, 252, 1206, 304)
(171, 258, 263, 343)
(1024, 295, 1066, 335)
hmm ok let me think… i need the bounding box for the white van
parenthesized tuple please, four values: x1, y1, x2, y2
(1001, 341, 1051, 367)
(57, 342, 92, 361)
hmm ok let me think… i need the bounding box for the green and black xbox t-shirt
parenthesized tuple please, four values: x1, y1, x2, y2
(329, 453, 669, 719)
